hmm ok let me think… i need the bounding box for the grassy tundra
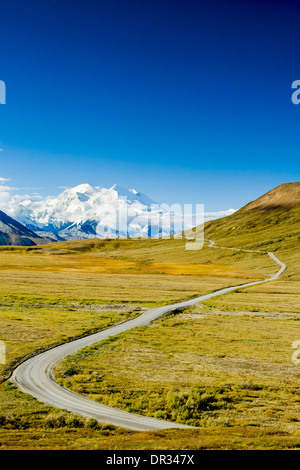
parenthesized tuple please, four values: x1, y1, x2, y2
(0, 237, 272, 381)
(0, 183, 300, 449)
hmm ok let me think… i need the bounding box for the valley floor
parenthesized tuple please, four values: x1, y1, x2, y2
(0, 237, 299, 449)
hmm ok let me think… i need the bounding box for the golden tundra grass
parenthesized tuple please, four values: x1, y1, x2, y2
(0, 234, 299, 449)
(0, 236, 282, 381)
(0, 238, 269, 307)
(0, 304, 142, 381)
(54, 312, 300, 435)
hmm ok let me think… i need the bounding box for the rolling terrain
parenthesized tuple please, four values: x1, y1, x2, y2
(188, 182, 300, 277)
(10, 241, 286, 430)
(0, 182, 299, 449)
(185, 182, 300, 314)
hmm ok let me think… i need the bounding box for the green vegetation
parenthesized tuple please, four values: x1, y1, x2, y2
(0, 380, 299, 449)
(186, 201, 300, 314)
(196, 205, 300, 280)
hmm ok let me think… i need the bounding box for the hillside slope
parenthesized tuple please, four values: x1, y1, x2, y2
(239, 182, 300, 212)
(192, 182, 300, 280)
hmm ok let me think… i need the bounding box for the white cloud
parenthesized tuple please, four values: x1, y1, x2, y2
(18, 187, 44, 191)
(0, 190, 42, 221)
(0, 177, 10, 183)
(204, 208, 236, 219)
(0, 177, 43, 193)
(0, 186, 18, 191)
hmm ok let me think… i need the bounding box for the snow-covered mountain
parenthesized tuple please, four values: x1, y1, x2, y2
(0, 209, 51, 246)
(1, 183, 235, 241)
(4, 184, 182, 240)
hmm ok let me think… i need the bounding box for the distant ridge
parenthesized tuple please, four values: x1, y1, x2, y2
(0, 210, 52, 246)
(238, 182, 300, 212)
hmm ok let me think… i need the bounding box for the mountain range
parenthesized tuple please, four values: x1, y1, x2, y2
(2, 182, 298, 247)
(0, 183, 234, 243)
(0, 210, 51, 246)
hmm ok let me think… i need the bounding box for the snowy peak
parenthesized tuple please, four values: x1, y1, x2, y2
(4, 183, 162, 241)
(108, 184, 157, 206)
(69, 183, 94, 193)
(0, 182, 234, 242)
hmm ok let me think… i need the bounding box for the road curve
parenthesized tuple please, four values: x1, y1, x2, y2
(10, 241, 287, 431)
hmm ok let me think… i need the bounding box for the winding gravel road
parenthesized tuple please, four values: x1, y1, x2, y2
(10, 241, 287, 430)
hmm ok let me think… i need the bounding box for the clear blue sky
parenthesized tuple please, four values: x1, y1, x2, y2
(0, 0, 299, 211)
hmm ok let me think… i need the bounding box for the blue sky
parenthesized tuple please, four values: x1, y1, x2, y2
(0, 0, 299, 211)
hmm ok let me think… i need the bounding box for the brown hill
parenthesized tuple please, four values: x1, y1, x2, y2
(238, 182, 300, 213)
